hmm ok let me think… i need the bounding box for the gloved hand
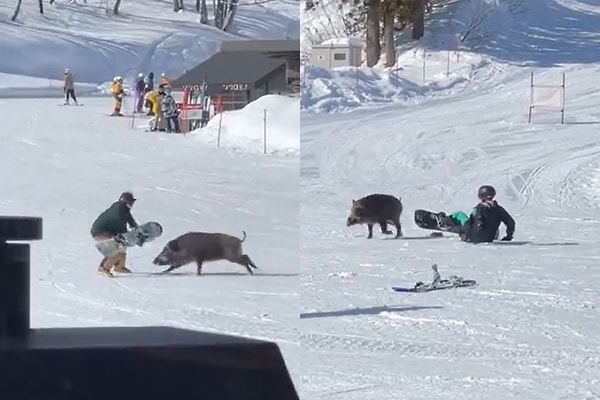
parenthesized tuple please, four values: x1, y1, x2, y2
(501, 235, 513, 241)
(114, 233, 128, 246)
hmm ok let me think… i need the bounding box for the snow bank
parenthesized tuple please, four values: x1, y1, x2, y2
(0, 72, 102, 98)
(301, 65, 422, 113)
(300, 53, 486, 114)
(193, 94, 299, 156)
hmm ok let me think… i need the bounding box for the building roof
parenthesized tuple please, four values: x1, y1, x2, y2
(262, 51, 300, 61)
(219, 39, 299, 53)
(171, 51, 286, 88)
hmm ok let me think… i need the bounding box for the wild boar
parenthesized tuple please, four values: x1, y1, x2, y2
(346, 193, 404, 239)
(152, 230, 258, 275)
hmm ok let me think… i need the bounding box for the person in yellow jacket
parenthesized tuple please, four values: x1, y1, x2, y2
(144, 90, 159, 116)
(111, 76, 125, 116)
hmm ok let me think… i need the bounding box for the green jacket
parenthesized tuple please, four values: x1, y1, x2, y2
(450, 210, 473, 226)
(91, 201, 138, 237)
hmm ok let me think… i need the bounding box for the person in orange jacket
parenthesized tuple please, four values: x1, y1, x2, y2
(159, 73, 170, 87)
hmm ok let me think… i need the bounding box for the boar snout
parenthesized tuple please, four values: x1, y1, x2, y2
(152, 248, 171, 265)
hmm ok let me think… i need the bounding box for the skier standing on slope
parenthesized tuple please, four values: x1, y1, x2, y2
(111, 76, 126, 116)
(160, 86, 180, 133)
(436, 185, 516, 243)
(90, 192, 139, 277)
(134, 73, 146, 113)
(63, 68, 79, 106)
(144, 72, 155, 93)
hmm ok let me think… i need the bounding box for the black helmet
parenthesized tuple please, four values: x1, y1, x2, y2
(119, 192, 136, 203)
(477, 185, 496, 200)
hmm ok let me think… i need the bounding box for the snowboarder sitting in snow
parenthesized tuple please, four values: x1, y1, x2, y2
(436, 185, 516, 244)
(90, 192, 141, 277)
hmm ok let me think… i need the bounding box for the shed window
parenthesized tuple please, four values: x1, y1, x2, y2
(333, 53, 346, 60)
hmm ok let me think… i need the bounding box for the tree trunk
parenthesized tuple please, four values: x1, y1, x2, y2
(113, 0, 122, 15)
(411, 0, 425, 40)
(199, 0, 208, 23)
(11, 0, 23, 21)
(383, 6, 395, 67)
(365, 0, 381, 67)
(38, 0, 44, 14)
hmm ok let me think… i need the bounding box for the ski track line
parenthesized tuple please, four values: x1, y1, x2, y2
(302, 331, 600, 369)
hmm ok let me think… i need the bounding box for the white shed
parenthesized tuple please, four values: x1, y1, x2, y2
(310, 38, 362, 69)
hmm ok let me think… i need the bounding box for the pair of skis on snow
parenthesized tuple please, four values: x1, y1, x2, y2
(392, 264, 477, 293)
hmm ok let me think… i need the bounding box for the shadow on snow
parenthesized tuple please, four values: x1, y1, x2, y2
(299, 305, 443, 319)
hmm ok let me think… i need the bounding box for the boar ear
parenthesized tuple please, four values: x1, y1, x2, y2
(167, 239, 179, 251)
(352, 199, 356, 205)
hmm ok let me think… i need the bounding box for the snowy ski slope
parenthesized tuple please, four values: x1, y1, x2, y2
(300, 0, 600, 399)
(0, 0, 299, 85)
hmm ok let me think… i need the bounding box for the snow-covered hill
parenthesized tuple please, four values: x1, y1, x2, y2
(0, 0, 299, 87)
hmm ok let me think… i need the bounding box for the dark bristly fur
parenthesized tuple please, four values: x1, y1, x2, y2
(346, 193, 404, 239)
(152, 230, 258, 275)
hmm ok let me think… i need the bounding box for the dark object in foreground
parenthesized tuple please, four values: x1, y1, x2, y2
(0, 216, 43, 338)
(0, 216, 298, 400)
(0, 326, 299, 400)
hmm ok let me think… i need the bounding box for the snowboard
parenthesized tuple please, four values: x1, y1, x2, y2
(414, 209, 462, 234)
(95, 221, 163, 257)
(392, 264, 477, 293)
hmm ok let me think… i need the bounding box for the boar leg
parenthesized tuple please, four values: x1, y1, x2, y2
(196, 258, 203, 275)
(367, 223, 374, 239)
(393, 219, 404, 238)
(237, 254, 257, 274)
(378, 219, 393, 234)
(160, 263, 184, 274)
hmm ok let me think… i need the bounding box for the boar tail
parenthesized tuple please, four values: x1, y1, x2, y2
(240, 230, 247, 242)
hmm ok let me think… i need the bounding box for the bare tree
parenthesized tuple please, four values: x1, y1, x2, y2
(173, 0, 184, 12)
(197, 0, 208, 23)
(365, 0, 381, 67)
(113, 0, 122, 15)
(11, 0, 23, 21)
(381, 0, 396, 67)
(411, 0, 425, 39)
